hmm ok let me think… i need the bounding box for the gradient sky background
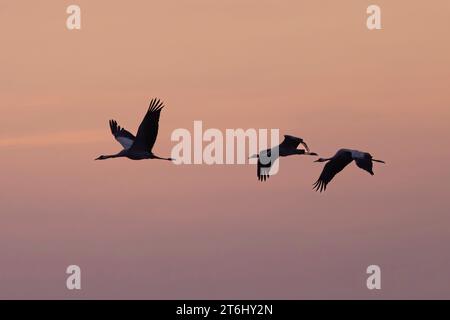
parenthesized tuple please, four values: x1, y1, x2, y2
(1, 1, 449, 299)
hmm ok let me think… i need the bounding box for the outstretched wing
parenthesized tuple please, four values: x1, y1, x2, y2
(280, 135, 310, 152)
(313, 150, 353, 192)
(109, 120, 135, 149)
(129, 98, 164, 152)
(280, 135, 301, 148)
(355, 156, 374, 175)
(257, 149, 279, 182)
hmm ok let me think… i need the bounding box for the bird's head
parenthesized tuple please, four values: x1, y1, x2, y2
(314, 158, 327, 162)
(95, 155, 107, 160)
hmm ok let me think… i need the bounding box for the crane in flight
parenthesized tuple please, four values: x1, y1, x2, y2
(251, 135, 318, 181)
(313, 148, 385, 192)
(95, 98, 173, 161)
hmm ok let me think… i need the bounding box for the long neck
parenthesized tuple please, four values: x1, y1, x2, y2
(96, 152, 123, 160)
(105, 154, 120, 159)
(152, 155, 173, 161)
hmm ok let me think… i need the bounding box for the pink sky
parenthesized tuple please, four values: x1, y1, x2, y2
(1, 1, 450, 299)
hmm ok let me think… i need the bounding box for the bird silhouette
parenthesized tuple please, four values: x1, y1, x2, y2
(250, 135, 318, 181)
(95, 98, 173, 161)
(313, 148, 385, 192)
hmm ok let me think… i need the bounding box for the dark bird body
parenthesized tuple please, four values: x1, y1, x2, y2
(96, 98, 173, 161)
(252, 135, 318, 181)
(313, 148, 385, 192)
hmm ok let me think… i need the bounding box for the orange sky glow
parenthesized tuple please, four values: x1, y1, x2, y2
(1, 1, 449, 299)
